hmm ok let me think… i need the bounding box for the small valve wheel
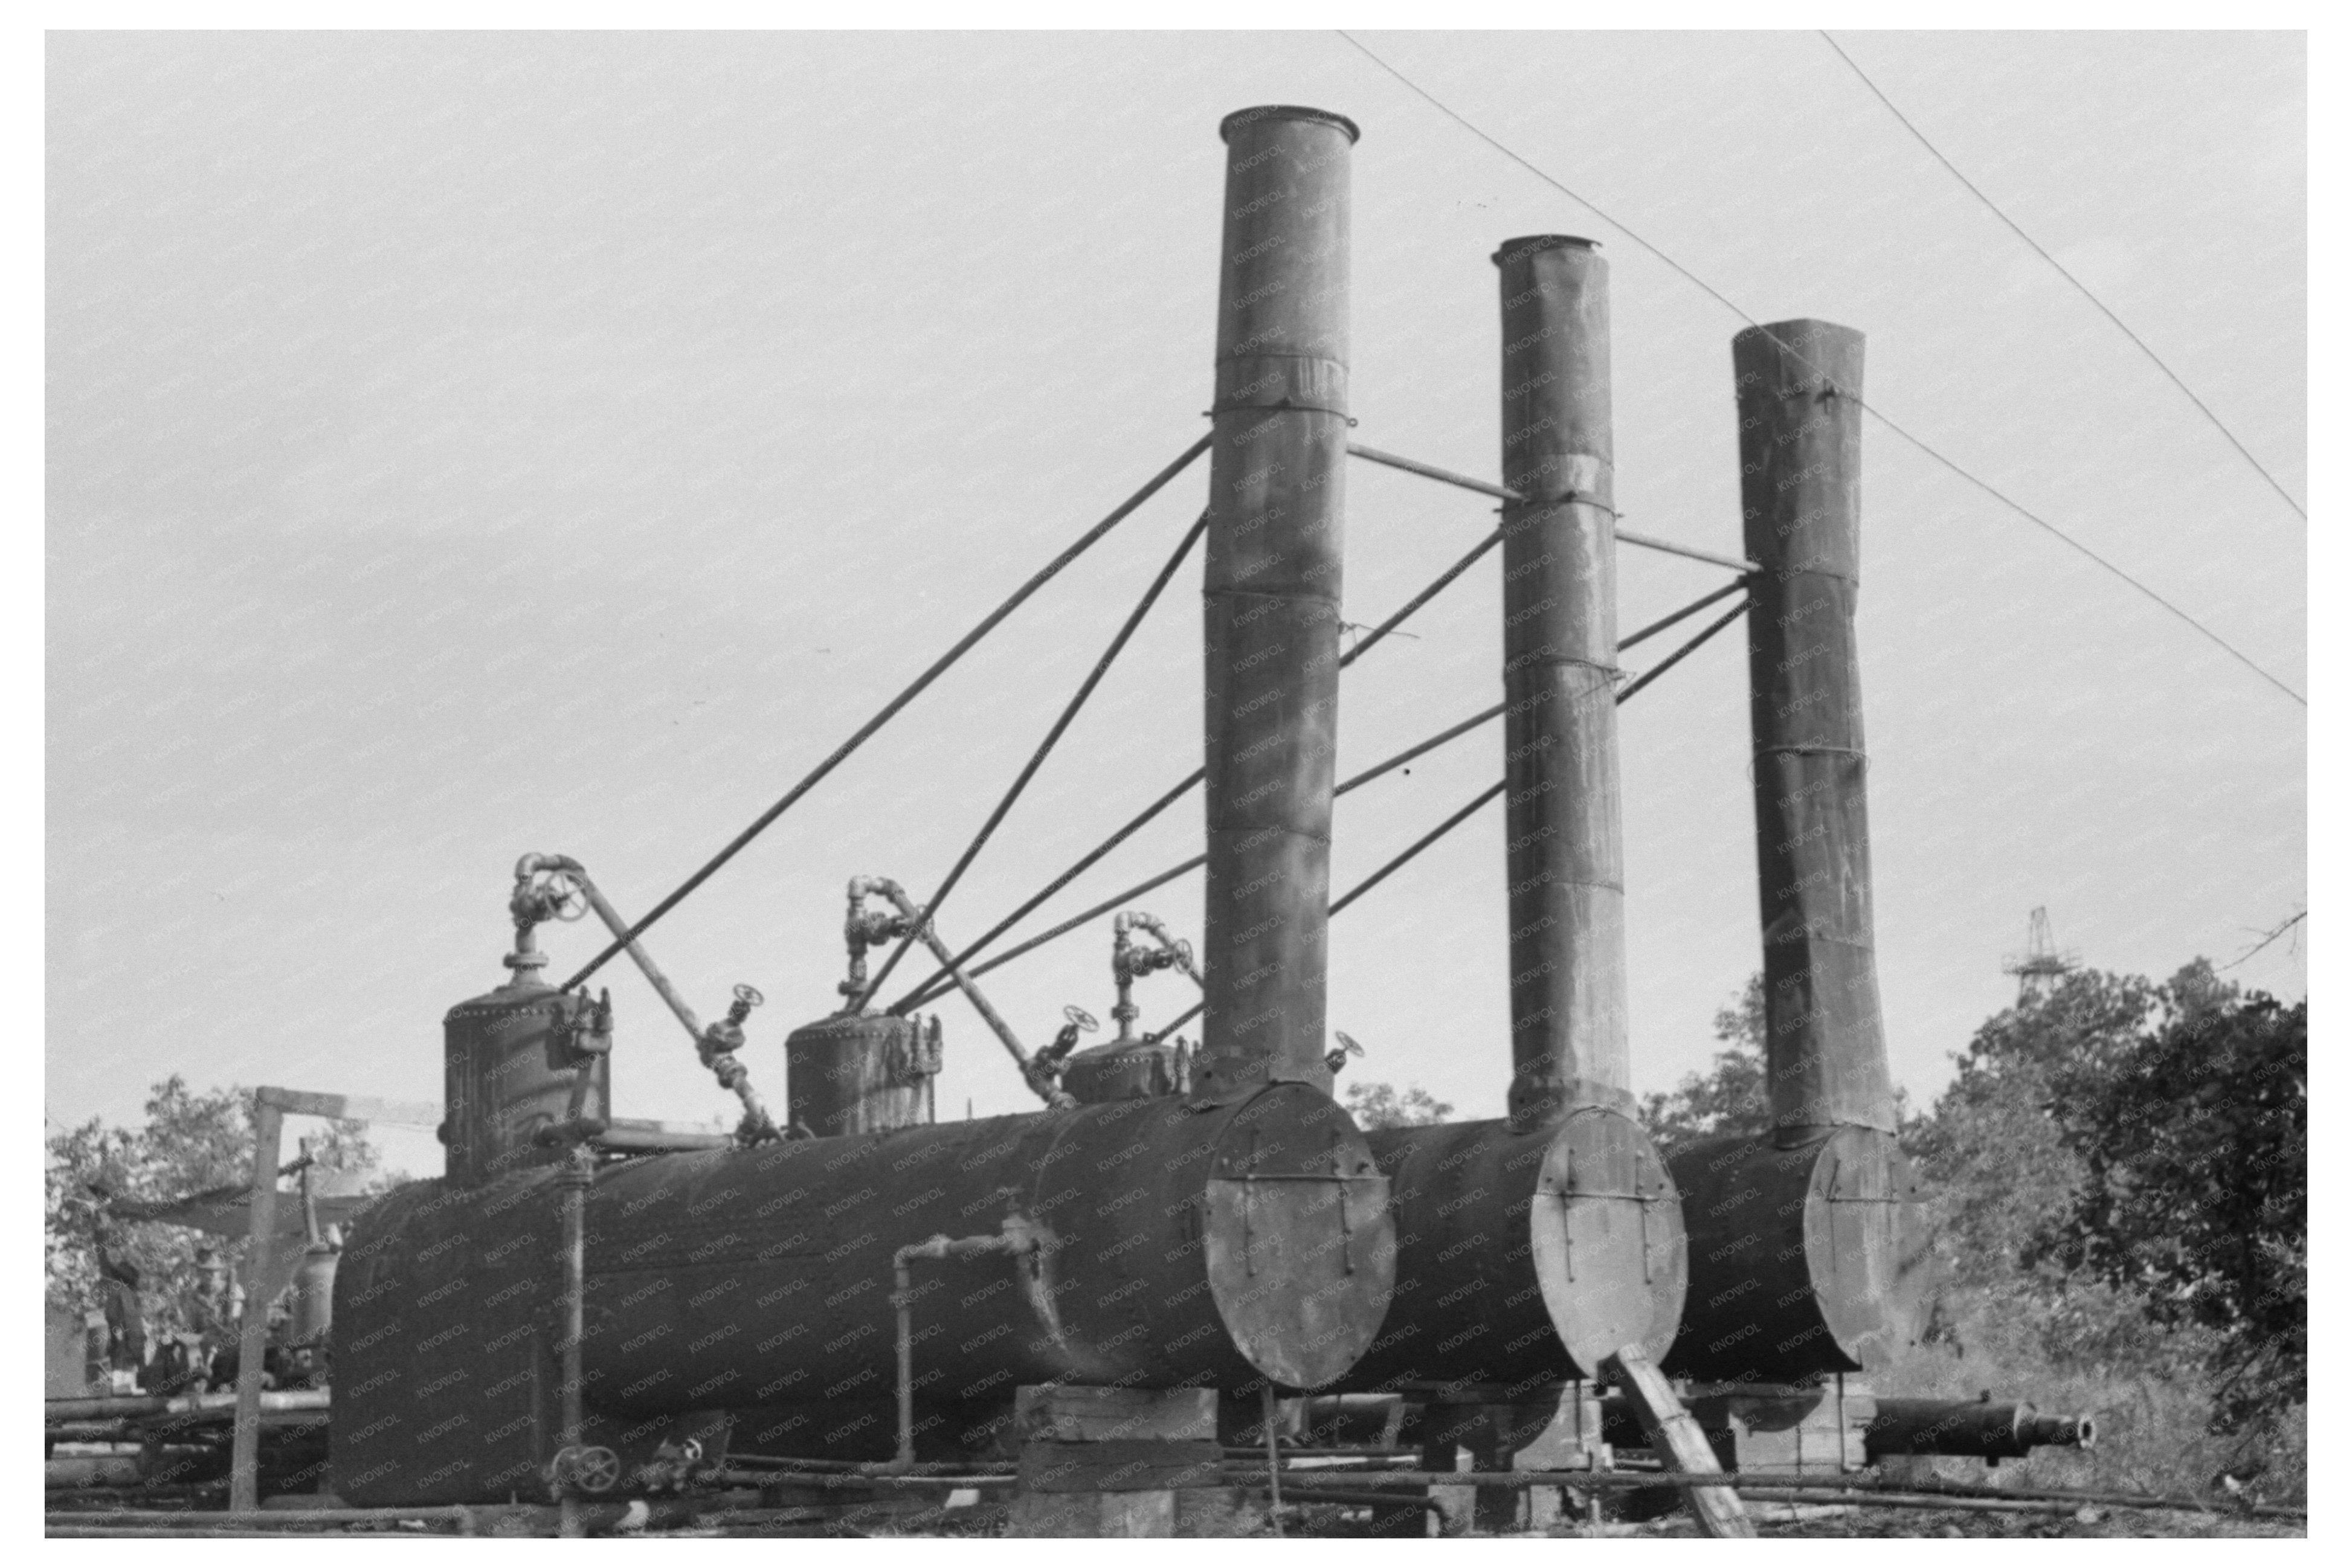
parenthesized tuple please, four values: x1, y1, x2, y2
(1325, 1030, 1365, 1076)
(733, 983, 765, 1009)
(553, 1444, 622, 1494)
(1063, 1004, 1100, 1033)
(521, 866, 590, 923)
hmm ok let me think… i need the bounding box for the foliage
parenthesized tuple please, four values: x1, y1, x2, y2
(1342, 1081, 1452, 1129)
(1638, 972, 1771, 1152)
(2029, 968, 2305, 1433)
(45, 1076, 392, 1344)
(1905, 968, 2160, 1292)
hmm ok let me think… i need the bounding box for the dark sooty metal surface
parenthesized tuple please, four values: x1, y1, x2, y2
(1666, 1125, 1934, 1383)
(1338, 1107, 1685, 1390)
(332, 1084, 1391, 1503)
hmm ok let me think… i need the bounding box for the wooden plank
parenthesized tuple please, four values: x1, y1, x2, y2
(228, 1098, 284, 1511)
(1602, 1344, 1754, 1539)
(254, 1087, 441, 1126)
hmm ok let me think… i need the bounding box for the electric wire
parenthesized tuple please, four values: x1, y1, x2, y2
(844, 506, 1212, 1014)
(1332, 31, 2304, 710)
(555, 434, 1211, 992)
(1817, 30, 2306, 522)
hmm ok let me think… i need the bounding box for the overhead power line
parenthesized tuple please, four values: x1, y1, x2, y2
(1333, 31, 2305, 710)
(1817, 30, 2307, 523)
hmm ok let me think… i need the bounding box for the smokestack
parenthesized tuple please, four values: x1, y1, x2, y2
(1733, 320, 1898, 1143)
(1194, 105, 1356, 1104)
(1493, 236, 1632, 1130)
(1661, 320, 1930, 1386)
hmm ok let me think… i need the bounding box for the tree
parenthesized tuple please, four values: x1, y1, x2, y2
(45, 1077, 392, 1349)
(1638, 973, 1771, 1153)
(2031, 966, 2306, 1433)
(1906, 967, 2159, 1291)
(1343, 1081, 1452, 1129)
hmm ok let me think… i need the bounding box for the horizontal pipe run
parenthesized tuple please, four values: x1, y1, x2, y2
(1260, 1485, 1446, 1514)
(46, 1391, 329, 1422)
(1205, 1469, 2301, 1517)
(703, 1473, 1019, 1491)
(1611, 529, 1758, 578)
(1348, 440, 1518, 501)
(43, 1505, 480, 1525)
(1346, 442, 1759, 574)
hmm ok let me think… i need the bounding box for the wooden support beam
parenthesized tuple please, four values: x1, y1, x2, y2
(228, 1096, 285, 1511)
(253, 1087, 440, 1126)
(1602, 1344, 1754, 1539)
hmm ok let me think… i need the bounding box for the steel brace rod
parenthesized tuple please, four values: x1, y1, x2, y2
(1347, 440, 1760, 574)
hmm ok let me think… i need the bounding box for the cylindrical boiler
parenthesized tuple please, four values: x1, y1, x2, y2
(1337, 1107, 1685, 1391)
(332, 1081, 1395, 1504)
(1665, 1128, 1933, 1382)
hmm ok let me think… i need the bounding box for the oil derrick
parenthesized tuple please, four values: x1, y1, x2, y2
(2002, 907, 2080, 1004)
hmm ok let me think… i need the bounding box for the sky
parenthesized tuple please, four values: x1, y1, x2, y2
(46, 30, 2305, 1180)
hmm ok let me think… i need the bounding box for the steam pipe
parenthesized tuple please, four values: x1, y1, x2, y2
(1196, 104, 1358, 1103)
(1110, 910, 1199, 1044)
(1493, 234, 1632, 1128)
(889, 1219, 1039, 1468)
(1732, 322, 1899, 1140)
(516, 853, 779, 1143)
(555, 1143, 592, 1538)
(848, 875, 1031, 1072)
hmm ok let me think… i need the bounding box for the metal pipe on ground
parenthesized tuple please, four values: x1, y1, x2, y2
(1202, 1469, 2301, 1518)
(1194, 103, 1357, 1104)
(1863, 1398, 2095, 1460)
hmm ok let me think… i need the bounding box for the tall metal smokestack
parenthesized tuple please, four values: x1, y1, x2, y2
(1733, 320, 1898, 1142)
(1493, 235, 1631, 1130)
(1663, 319, 1930, 1388)
(1193, 105, 1356, 1104)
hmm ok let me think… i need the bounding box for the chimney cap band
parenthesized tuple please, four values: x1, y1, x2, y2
(1493, 234, 1602, 266)
(1220, 104, 1362, 145)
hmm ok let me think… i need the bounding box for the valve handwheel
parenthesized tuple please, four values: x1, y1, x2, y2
(1063, 1004, 1099, 1033)
(734, 983, 765, 1008)
(524, 867, 591, 922)
(562, 1444, 622, 1494)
